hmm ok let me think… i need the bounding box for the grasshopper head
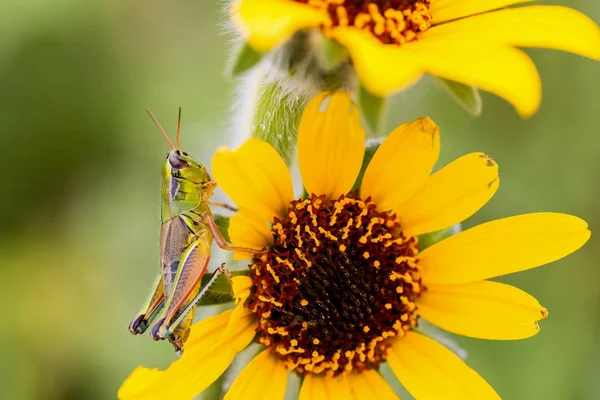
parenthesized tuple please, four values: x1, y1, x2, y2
(166, 149, 214, 185)
(147, 108, 217, 196)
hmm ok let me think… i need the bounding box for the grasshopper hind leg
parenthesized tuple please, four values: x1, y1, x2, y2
(129, 315, 148, 335)
(150, 263, 230, 354)
(165, 263, 229, 338)
(168, 264, 228, 355)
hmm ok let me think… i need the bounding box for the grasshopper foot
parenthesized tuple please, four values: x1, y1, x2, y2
(169, 327, 190, 355)
(149, 317, 168, 340)
(169, 339, 184, 355)
(128, 314, 148, 335)
(218, 263, 231, 278)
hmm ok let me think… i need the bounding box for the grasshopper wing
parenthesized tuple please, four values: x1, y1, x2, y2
(150, 230, 212, 341)
(160, 216, 193, 295)
(161, 233, 211, 325)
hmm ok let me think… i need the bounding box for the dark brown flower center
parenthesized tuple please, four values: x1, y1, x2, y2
(248, 193, 422, 377)
(293, 0, 432, 45)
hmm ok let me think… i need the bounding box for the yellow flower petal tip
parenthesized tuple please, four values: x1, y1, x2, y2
(419, 281, 550, 340)
(415, 116, 439, 136)
(400, 151, 499, 237)
(361, 116, 440, 211)
(483, 154, 496, 166)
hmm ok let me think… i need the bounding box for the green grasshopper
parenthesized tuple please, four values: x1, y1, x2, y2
(128, 109, 260, 353)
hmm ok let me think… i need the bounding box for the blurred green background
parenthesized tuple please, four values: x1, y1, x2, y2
(1, 1, 598, 399)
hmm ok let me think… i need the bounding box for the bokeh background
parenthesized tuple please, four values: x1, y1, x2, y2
(1, 1, 598, 399)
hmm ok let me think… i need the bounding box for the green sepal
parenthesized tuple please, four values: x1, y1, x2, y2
(230, 43, 263, 76)
(196, 269, 250, 306)
(213, 214, 231, 243)
(418, 224, 461, 251)
(438, 78, 482, 116)
(358, 85, 386, 135)
(351, 138, 383, 192)
(315, 36, 349, 72)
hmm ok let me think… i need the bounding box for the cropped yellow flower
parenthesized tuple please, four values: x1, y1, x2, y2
(119, 92, 590, 399)
(231, 0, 600, 116)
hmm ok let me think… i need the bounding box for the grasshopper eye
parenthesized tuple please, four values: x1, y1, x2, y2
(168, 153, 188, 169)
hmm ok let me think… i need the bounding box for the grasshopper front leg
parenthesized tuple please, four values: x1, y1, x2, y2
(207, 201, 238, 212)
(206, 211, 267, 255)
(128, 272, 165, 335)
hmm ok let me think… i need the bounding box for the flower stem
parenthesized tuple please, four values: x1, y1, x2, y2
(240, 75, 309, 165)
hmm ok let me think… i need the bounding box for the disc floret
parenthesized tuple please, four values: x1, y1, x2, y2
(294, 0, 432, 45)
(248, 193, 423, 376)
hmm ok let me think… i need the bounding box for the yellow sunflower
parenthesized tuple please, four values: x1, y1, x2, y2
(231, 0, 600, 116)
(119, 91, 590, 399)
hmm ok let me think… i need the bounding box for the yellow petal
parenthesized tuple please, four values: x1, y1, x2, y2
(388, 331, 500, 399)
(118, 367, 164, 400)
(225, 350, 288, 400)
(419, 213, 591, 285)
(419, 280, 548, 340)
(227, 281, 257, 338)
(212, 138, 294, 223)
(400, 153, 499, 237)
(331, 28, 424, 97)
(119, 310, 237, 400)
(184, 309, 233, 349)
(361, 117, 440, 212)
(403, 39, 541, 117)
(229, 207, 274, 260)
(425, 6, 600, 60)
(299, 374, 353, 400)
(231, 0, 328, 52)
(161, 318, 256, 399)
(231, 275, 253, 302)
(347, 370, 399, 400)
(430, 0, 533, 23)
(123, 300, 256, 400)
(298, 91, 365, 199)
(157, 311, 257, 399)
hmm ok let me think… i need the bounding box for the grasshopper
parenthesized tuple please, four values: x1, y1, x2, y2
(128, 108, 260, 353)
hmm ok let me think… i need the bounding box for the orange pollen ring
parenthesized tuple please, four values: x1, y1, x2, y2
(294, 0, 432, 45)
(247, 193, 423, 377)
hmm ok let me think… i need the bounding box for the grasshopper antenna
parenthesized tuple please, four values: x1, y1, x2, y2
(146, 109, 176, 150)
(175, 107, 183, 151)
